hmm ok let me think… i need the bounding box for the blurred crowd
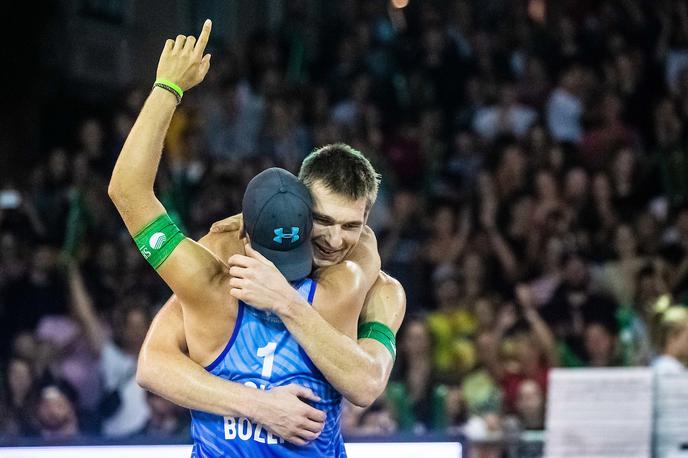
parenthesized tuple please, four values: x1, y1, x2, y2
(2, 0, 688, 453)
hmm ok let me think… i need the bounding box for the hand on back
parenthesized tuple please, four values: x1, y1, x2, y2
(257, 384, 326, 446)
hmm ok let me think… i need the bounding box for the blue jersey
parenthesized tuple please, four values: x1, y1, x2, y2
(190, 278, 346, 457)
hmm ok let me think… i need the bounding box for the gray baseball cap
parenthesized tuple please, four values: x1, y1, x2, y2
(242, 168, 313, 281)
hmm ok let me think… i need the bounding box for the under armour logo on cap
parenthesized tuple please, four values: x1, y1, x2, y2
(273, 227, 300, 244)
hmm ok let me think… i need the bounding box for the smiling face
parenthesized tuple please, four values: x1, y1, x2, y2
(308, 180, 367, 267)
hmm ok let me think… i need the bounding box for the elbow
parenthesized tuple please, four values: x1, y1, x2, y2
(135, 361, 154, 391)
(348, 376, 385, 408)
(136, 350, 160, 392)
(107, 180, 124, 206)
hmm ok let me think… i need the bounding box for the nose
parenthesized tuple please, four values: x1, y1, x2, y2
(327, 225, 344, 250)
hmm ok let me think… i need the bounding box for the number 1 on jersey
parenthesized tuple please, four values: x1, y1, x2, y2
(257, 342, 277, 378)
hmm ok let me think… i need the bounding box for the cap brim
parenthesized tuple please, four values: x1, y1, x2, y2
(252, 240, 313, 281)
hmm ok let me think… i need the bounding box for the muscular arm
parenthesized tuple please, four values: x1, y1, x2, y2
(280, 271, 406, 407)
(137, 295, 257, 416)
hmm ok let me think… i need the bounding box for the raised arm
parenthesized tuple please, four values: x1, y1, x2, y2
(108, 21, 235, 366)
(66, 261, 105, 354)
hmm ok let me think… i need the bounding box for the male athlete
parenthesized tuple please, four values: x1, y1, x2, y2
(110, 20, 405, 455)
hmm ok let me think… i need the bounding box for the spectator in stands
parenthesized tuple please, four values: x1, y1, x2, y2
(0, 356, 38, 437)
(35, 382, 80, 441)
(512, 379, 545, 431)
(583, 320, 622, 367)
(541, 252, 618, 364)
(546, 65, 586, 143)
(388, 316, 436, 430)
(472, 84, 538, 141)
(485, 285, 557, 414)
(427, 275, 477, 381)
(652, 303, 688, 373)
(136, 392, 190, 439)
(66, 262, 151, 437)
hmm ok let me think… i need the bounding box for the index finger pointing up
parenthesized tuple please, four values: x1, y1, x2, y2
(195, 19, 212, 56)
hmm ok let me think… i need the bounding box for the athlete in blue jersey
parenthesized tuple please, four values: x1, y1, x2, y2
(186, 167, 347, 457)
(191, 278, 346, 457)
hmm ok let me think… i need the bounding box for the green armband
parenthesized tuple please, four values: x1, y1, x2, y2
(133, 213, 185, 269)
(358, 321, 397, 360)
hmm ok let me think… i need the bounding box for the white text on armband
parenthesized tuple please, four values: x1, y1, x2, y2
(223, 416, 285, 444)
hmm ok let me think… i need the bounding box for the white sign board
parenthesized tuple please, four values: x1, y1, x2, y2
(655, 373, 688, 458)
(545, 368, 653, 458)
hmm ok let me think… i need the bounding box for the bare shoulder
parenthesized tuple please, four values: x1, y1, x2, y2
(315, 259, 366, 290)
(197, 229, 245, 263)
(371, 272, 405, 298)
(360, 272, 405, 332)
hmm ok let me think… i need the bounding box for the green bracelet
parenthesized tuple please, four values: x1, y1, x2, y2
(153, 78, 184, 104)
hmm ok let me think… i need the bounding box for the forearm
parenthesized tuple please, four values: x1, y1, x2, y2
(137, 345, 262, 419)
(279, 297, 379, 407)
(488, 229, 518, 281)
(525, 310, 558, 366)
(108, 89, 176, 216)
(67, 266, 104, 352)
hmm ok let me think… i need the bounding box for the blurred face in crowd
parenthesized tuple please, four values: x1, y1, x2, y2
(564, 167, 589, 202)
(48, 148, 69, 183)
(31, 245, 57, 276)
(500, 145, 526, 179)
(602, 94, 622, 123)
(462, 252, 485, 286)
(309, 180, 367, 267)
(433, 206, 455, 235)
(474, 298, 496, 331)
(614, 224, 638, 259)
(401, 319, 431, 359)
(544, 237, 564, 272)
(510, 196, 534, 231)
(612, 148, 635, 181)
(12, 332, 38, 361)
(535, 170, 558, 201)
(635, 212, 659, 247)
(676, 209, 688, 240)
(36, 386, 77, 435)
(512, 332, 541, 369)
(592, 173, 612, 202)
(667, 321, 688, 361)
(499, 85, 518, 107)
(435, 278, 460, 308)
(79, 119, 104, 152)
(636, 269, 661, 306)
(563, 255, 588, 288)
(120, 307, 150, 354)
(515, 379, 544, 429)
(584, 323, 616, 367)
(8, 358, 32, 404)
